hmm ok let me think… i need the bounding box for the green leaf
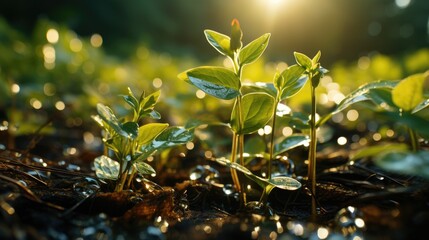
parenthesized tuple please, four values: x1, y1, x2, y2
(121, 122, 139, 139)
(350, 143, 409, 161)
(122, 87, 139, 110)
(231, 93, 275, 134)
(375, 150, 429, 179)
(275, 65, 307, 100)
(334, 80, 399, 114)
(150, 127, 194, 150)
(137, 123, 169, 145)
(238, 33, 270, 66)
(204, 30, 232, 57)
(312, 51, 321, 65)
(316, 81, 399, 128)
(392, 73, 425, 111)
(230, 19, 243, 52)
(215, 157, 301, 191)
(294, 52, 312, 70)
(96, 103, 126, 137)
(134, 161, 156, 175)
(242, 82, 277, 97)
(94, 155, 119, 180)
(139, 90, 161, 118)
(244, 137, 266, 155)
(274, 134, 310, 156)
(137, 127, 193, 163)
(412, 99, 429, 114)
(178, 66, 240, 100)
(366, 88, 397, 110)
(149, 110, 161, 119)
(268, 176, 302, 191)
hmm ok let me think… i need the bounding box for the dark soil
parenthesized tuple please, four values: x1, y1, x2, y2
(1, 133, 429, 240)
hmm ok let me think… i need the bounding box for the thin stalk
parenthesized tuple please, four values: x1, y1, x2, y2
(230, 52, 247, 206)
(408, 127, 418, 152)
(268, 100, 279, 180)
(239, 133, 247, 204)
(308, 84, 317, 218)
(230, 132, 241, 195)
(126, 166, 137, 189)
(259, 101, 279, 207)
(115, 160, 128, 192)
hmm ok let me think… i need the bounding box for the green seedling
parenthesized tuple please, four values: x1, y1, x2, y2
(328, 71, 429, 180)
(215, 157, 301, 205)
(293, 51, 328, 217)
(92, 88, 193, 192)
(242, 63, 311, 205)
(179, 19, 292, 206)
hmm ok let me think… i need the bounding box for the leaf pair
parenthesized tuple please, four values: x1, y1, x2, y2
(204, 21, 270, 67)
(294, 51, 328, 88)
(122, 87, 161, 121)
(94, 126, 194, 180)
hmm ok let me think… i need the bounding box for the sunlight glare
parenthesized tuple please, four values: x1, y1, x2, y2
(268, 0, 283, 6)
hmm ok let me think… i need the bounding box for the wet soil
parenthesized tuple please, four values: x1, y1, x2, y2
(1, 134, 429, 240)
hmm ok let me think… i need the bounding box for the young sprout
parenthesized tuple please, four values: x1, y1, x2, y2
(294, 51, 328, 218)
(179, 19, 303, 208)
(93, 88, 193, 192)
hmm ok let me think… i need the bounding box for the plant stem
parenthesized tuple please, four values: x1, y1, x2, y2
(126, 166, 137, 189)
(238, 133, 247, 205)
(268, 101, 279, 181)
(259, 101, 279, 207)
(408, 127, 418, 152)
(308, 84, 317, 218)
(230, 52, 247, 207)
(230, 132, 242, 197)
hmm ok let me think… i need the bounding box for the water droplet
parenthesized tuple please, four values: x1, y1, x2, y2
(32, 157, 44, 164)
(67, 163, 81, 171)
(222, 184, 236, 196)
(73, 177, 100, 197)
(335, 206, 366, 237)
(154, 216, 169, 234)
(189, 165, 219, 183)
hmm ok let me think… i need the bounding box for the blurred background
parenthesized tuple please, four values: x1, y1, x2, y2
(0, 0, 428, 153)
(1, 0, 428, 63)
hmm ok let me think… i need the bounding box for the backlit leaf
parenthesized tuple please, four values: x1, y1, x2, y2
(275, 64, 307, 100)
(178, 66, 240, 100)
(392, 73, 425, 111)
(134, 161, 156, 175)
(333, 80, 398, 114)
(204, 30, 232, 57)
(231, 93, 275, 134)
(239, 33, 270, 66)
(294, 52, 312, 70)
(138, 123, 169, 145)
(96, 103, 127, 137)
